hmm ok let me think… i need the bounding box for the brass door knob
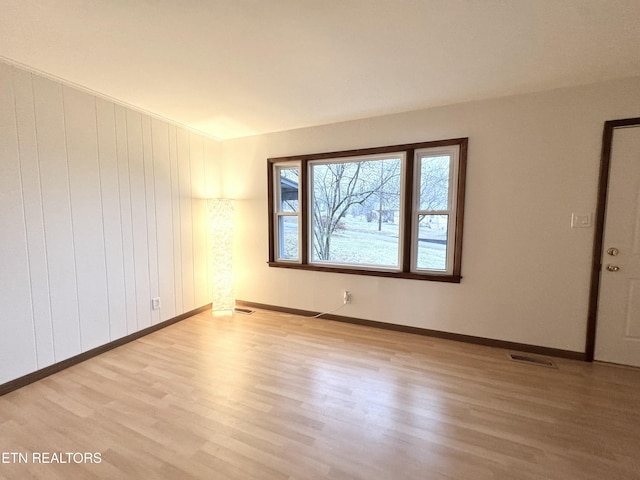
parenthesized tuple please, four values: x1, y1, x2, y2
(607, 247, 619, 256)
(606, 265, 620, 272)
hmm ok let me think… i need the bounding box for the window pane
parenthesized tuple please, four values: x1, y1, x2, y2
(419, 155, 450, 211)
(277, 216, 299, 260)
(278, 167, 299, 212)
(416, 214, 448, 271)
(311, 157, 401, 267)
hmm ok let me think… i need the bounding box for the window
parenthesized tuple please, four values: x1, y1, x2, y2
(310, 154, 404, 269)
(273, 164, 301, 261)
(413, 148, 460, 273)
(268, 138, 467, 282)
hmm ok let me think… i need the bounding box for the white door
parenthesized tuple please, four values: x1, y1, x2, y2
(595, 125, 640, 367)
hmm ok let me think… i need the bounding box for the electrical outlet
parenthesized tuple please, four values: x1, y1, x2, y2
(343, 290, 351, 304)
(151, 297, 161, 310)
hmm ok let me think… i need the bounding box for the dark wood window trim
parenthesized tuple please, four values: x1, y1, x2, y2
(267, 138, 468, 283)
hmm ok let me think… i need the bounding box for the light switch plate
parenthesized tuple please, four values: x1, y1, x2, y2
(571, 213, 592, 228)
(151, 297, 161, 310)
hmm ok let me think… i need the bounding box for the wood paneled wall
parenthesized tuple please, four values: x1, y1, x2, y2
(0, 62, 220, 383)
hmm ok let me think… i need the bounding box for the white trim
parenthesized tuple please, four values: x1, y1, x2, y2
(307, 152, 406, 270)
(411, 145, 460, 275)
(309, 151, 405, 166)
(273, 162, 302, 263)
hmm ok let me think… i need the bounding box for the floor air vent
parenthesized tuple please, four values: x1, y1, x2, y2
(508, 353, 557, 368)
(234, 307, 254, 315)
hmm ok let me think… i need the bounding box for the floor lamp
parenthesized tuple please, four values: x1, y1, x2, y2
(208, 198, 234, 315)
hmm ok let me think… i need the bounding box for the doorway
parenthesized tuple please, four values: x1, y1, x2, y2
(587, 117, 640, 366)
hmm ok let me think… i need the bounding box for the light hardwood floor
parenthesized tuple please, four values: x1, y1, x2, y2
(1, 308, 639, 480)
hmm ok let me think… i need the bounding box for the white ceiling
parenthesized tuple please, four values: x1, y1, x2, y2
(1, 0, 640, 140)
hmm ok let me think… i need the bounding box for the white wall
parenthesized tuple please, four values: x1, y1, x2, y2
(221, 76, 640, 353)
(0, 62, 221, 384)
(2, 59, 638, 385)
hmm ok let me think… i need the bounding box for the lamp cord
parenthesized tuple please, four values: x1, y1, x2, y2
(311, 303, 347, 319)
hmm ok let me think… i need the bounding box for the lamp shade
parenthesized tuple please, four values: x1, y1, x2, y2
(208, 198, 234, 313)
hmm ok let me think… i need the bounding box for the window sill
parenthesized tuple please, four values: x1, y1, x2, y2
(268, 262, 462, 283)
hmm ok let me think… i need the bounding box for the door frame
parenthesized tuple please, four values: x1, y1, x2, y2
(586, 117, 640, 361)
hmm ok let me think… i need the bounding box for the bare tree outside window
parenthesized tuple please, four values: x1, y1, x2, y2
(419, 155, 450, 211)
(416, 155, 452, 271)
(311, 157, 401, 265)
